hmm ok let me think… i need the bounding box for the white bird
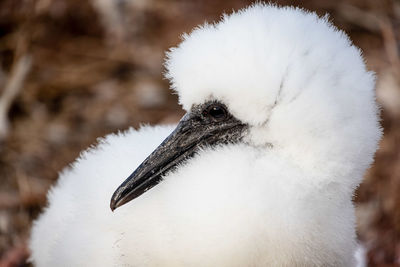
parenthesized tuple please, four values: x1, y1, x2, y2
(29, 4, 382, 267)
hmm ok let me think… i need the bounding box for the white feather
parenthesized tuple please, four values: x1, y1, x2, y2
(30, 3, 381, 266)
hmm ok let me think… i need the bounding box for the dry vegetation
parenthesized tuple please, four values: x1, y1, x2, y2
(0, 0, 399, 266)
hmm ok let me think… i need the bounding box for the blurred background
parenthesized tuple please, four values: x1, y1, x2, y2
(0, 0, 399, 266)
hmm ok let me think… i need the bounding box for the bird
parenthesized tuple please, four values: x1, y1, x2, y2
(29, 3, 382, 267)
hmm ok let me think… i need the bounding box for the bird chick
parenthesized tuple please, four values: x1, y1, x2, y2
(30, 4, 382, 267)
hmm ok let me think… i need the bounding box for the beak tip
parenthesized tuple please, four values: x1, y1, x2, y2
(110, 188, 129, 211)
(110, 201, 116, 212)
(110, 193, 120, 212)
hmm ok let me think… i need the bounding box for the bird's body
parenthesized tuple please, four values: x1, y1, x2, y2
(30, 4, 381, 267)
(29, 127, 356, 266)
(30, 125, 358, 266)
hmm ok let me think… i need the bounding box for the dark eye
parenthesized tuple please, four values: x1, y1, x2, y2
(203, 104, 228, 121)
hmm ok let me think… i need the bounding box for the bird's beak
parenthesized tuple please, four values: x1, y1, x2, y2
(110, 112, 246, 211)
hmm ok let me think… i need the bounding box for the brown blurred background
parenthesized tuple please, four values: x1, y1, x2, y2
(0, 0, 399, 266)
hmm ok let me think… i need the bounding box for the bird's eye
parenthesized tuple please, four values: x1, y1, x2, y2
(203, 104, 228, 121)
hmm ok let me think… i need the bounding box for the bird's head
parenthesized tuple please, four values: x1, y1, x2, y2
(110, 4, 381, 211)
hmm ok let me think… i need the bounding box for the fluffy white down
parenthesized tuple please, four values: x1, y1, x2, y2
(30, 3, 381, 267)
(29, 126, 175, 266)
(31, 126, 360, 266)
(166, 3, 381, 179)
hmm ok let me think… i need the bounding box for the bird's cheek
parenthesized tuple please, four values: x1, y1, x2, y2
(245, 126, 273, 147)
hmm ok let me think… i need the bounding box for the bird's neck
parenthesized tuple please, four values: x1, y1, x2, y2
(247, 123, 368, 191)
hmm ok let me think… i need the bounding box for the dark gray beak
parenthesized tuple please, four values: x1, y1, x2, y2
(110, 102, 247, 211)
